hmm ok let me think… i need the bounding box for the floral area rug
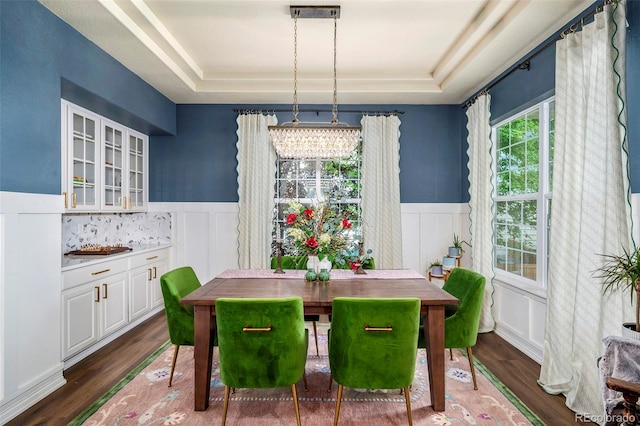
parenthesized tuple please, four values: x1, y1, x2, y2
(70, 325, 543, 425)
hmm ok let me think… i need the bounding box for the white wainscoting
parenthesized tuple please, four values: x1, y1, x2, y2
(0, 191, 66, 424)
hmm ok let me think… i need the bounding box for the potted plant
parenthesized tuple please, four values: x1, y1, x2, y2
(593, 246, 640, 338)
(448, 234, 471, 257)
(429, 260, 444, 277)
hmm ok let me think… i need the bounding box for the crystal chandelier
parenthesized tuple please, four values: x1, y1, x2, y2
(269, 5, 361, 159)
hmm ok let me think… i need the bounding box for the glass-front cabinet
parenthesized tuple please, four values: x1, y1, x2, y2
(62, 100, 148, 212)
(64, 103, 100, 211)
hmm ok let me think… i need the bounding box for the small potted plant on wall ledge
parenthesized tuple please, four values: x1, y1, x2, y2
(594, 246, 640, 339)
(448, 234, 471, 258)
(429, 260, 444, 277)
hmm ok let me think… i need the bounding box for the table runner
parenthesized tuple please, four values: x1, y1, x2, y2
(216, 268, 425, 280)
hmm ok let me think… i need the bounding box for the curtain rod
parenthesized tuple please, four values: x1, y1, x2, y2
(233, 108, 404, 115)
(464, 0, 613, 108)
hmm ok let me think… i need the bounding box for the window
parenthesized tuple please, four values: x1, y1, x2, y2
(493, 99, 554, 287)
(273, 145, 362, 256)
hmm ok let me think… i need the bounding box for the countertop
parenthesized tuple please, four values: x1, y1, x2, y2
(62, 243, 172, 271)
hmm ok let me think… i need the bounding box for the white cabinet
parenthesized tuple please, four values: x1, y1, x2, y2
(62, 259, 128, 359)
(61, 247, 170, 362)
(129, 248, 169, 321)
(61, 100, 148, 212)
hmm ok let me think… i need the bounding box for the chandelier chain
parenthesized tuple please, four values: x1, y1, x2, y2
(293, 14, 299, 123)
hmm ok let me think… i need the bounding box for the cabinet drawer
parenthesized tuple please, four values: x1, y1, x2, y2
(129, 248, 169, 269)
(63, 258, 129, 290)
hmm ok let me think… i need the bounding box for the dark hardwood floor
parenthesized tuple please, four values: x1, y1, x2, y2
(7, 313, 588, 425)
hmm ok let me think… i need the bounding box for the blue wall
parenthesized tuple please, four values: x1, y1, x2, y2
(0, 1, 176, 195)
(2, 0, 638, 201)
(149, 104, 464, 203)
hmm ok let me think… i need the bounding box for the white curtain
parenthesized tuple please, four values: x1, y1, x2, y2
(538, 2, 632, 421)
(361, 115, 403, 269)
(465, 93, 496, 333)
(236, 113, 278, 269)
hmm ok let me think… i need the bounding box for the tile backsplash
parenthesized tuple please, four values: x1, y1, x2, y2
(62, 212, 172, 252)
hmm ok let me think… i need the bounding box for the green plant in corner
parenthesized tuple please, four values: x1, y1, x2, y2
(593, 246, 640, 333)
(452, 234, 471, 253)
(429, 259, 443, 268)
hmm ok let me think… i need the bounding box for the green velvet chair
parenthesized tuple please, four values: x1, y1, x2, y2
(418, 267, 486, 390)
(269, 255, 376, 356)
(160, 266, 216, 387)
(328, 297, 420, 426)
(215, 297, 309, 426)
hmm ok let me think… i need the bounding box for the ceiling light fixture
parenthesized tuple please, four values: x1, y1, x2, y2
(268, 5, 361, 159)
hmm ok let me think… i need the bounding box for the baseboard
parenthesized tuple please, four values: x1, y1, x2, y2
(494, 323, 543, 364)
(0, 370, 66, 425)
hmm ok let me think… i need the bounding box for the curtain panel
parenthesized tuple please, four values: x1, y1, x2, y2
(538, 2, 632, 422)
(236, 113, 278, 269)
(361, 115, 403, 269)
(465, 93, 496, 333)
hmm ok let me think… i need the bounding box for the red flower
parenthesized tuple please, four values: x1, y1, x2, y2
(286, 213, 297, 224)
(341, 219, 352, 229)
(304, 209, 314, 220)
(305, 237, 318, 249)
(349, 261, 358, 270)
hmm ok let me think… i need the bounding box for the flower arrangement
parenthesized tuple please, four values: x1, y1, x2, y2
(284, 201, 350, 261)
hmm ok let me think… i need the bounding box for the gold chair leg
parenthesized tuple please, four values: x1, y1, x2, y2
(221, 385, 231, 426)
(291, 384, 301, 426)
(403, 386, 413, 426)
(313, 321, 319, 356)
(334, 384, 344, 426)
(467, 347, 478, 390)
(168, 344, 179, 387)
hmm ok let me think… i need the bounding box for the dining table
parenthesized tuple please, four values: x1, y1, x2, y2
(180, 268, 459, 412)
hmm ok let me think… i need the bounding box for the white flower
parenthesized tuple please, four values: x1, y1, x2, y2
(288, 228, 306, 241)
(319, 233, 331, 245)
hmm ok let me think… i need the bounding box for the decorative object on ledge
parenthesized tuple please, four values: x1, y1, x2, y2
(65, 244, 132, 256)
(268, 5, 361, 159)
(305, 268, 317, 282)
(354, 241, 367, 275)
(318, 268, 330, 282)
(274, 240, 285, 274)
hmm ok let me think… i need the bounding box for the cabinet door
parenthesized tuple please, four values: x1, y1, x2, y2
(64, 103, 100, 211)
(101, 120, 126, 211)
(100, 272, 128, 336)
(62, 284, 100, 359)
(126, 130, 148, 211)
(129, 266, 152, 321)
(151, 259, 169, 308)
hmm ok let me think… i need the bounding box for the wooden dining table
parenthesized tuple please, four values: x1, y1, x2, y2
(180, 269, 459, 412)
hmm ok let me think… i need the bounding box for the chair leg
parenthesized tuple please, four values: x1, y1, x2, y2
(313, 321, 319, 356)
(327, 373, 333, 393)
(403, 386, 413, 426)
(334, 384, 344, 426)
(291, 384, 301, 426)
(168, 344, 179, 387)
(466, 347, 478, 390)
(221, 385, 231, 426)
(449, 348, 453, 360)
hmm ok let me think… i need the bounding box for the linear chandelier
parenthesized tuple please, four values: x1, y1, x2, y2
(268, 5, 361, 159)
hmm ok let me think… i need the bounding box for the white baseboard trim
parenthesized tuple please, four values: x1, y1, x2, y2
(494, 323, 543, 365)
(0, 370, 66, 425)
(64, 307, 164, 369)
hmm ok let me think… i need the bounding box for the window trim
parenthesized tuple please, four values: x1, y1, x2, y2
(491, 97, 554, 291)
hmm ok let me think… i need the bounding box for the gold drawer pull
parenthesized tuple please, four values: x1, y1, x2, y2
(364, 325, 393, 332)
(63, 192, 68, 208)
(91, 269, 111, 276)
(94, 286, 100, 303)
(146, 256, 158, 261)
(72, 192, 77, 208)
(153, 266, 157, 279)
(102, 283, 108, 299)
(243, 325, 272, 333)
(148, 268, 152, 281)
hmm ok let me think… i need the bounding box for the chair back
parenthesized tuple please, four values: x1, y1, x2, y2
(160, 266, 201, 346)
(215, 297, 308, 389)
(441, 268, 486, 348)
(329, 297, 420, 390)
